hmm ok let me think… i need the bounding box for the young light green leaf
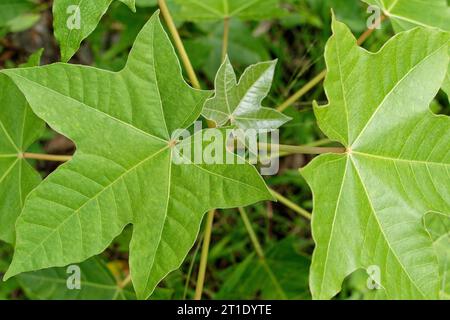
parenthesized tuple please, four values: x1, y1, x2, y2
(361, 0, 450, 32)
(2, 12, 273, 300)
(0, 74, 44, 244)
(19, 48, 44, 68)
(17, 257, 136, 300)
(301, 19, 450, 299)
(425, 212, 449, 299)
(173, 0, 287, 22)
(53, 0, 136, 62)
(202, 56, 290, 129)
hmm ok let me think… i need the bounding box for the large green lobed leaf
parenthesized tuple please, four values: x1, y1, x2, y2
(301, 18, 450, 299)
(2, 12, 272, 300)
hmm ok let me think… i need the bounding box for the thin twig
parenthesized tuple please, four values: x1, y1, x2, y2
(183, 231, 204, 300)
(194, 210, 215, 300)
(276, 15, 387, 112)
(270, 189, 312, 220)
(118, 273, 132, 289)
(238, 207, 264, 259)
(158, 0, 201, 89)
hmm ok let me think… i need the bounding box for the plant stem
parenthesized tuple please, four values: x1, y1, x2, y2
(221, 17, 230, 61)
(305, 138, 332, 147)
(183, 232, 203, 300)
(118, 273, 132, 289)
(259, 142, 345, 155)
(276, 69, 327, 112)
(21, 152, 72, 162)
(238, 207, 287, 299)
(357, 15, 387, 46)
(194, 210, 215, 300)
(276, 15, 387, 112)
(238, 207, 264, 259)
(158, 0, 201, 89)
(270, 189, 312, 220)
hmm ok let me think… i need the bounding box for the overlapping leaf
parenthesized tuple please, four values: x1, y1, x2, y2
(17, 257, 136, 300)
(361, 0, 450, 32)
(202, 56, 290, 129)
(0, 64, 44, 244)
(301, 19, 450, 299)
(2, 12, 272, 299)
(173, 0, 286, 22)
(53, 0, 136, 62)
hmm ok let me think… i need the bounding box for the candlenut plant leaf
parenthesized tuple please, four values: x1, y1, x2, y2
(2, 12, 272, 300)
(361, 0, 450, 32)
(202, 56, 291, 129)
(53, 0, 136, 62)
(301, 19, 450, 299)
(173, 0, 287, 22)
(0, 69, 44, 244)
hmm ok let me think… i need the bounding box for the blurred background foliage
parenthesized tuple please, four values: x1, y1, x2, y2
(0, 0, 448, 300)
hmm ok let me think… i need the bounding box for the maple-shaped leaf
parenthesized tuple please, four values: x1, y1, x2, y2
(0, 72, 44, 244)
(202, 56, 290, 129)
(1, 12, 272, 299)
(300, 19, 450, 299)
(425, 212, 449, 299)
(53, 0, 136, 62)
(173, 0, 287, 22)
(361, 0, 450, 32)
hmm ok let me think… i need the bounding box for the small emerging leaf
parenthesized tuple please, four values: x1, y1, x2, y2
(203, 56, 290, 129)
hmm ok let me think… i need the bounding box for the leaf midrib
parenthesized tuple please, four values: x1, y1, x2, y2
(6, 71, 168, 144)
